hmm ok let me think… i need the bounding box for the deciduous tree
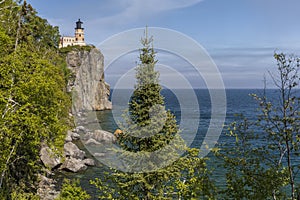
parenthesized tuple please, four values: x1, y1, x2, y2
(0, 1, 71, 198)
(218, 53, 300, 199)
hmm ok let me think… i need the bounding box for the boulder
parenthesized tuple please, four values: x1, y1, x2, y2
(83, 158, 95, 166)
(64, 142, 85, 160)
(66, 130, 81, 142)
(71, 132, 81, 140)
(94, 129, 116, 143)
(60, 158, 87, 172)
(37, 175, 60, 200)
(60, 142, 95, 172)
(85, 138, 101, 145)
(75, 126, 87, 133)
(40, 145, 62, 169)
(65, 133, 72, 143)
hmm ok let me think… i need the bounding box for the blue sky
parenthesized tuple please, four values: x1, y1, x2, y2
(27, 0, 300, 88)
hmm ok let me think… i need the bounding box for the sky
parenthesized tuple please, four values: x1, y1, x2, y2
(27, 0, 300, 88)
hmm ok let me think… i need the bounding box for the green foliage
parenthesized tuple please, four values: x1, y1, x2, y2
(0, 0, 61, 52)
(218, 53, 300, 199)
(55, 179, 90, 200)
(18, 2, 56, 47)
(119, 29, 176, 154)
(91, 148, 215, 200)
(0, 0, 19, 50)
(0, 0, 71, 198)
(0, 28, 12, 57)
(59, 45, 94, 55)
(217, 117, 289, 199)
(11, 190, 40, 200)
(91, 28, 214, 199)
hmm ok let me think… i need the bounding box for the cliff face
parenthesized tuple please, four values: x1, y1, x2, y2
(66, 48, 112, 112)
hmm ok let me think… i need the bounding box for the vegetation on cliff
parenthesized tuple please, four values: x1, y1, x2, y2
(0, 0, 71, 198)
(59, 45, 95, 55)
(0, 0, 299, 199)
(56, 179, 90, 200)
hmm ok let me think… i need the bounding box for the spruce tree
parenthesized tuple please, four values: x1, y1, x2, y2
(119, 28, 179, 154)
(92, 28, 215, 200)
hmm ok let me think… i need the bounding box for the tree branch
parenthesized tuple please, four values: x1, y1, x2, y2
(0, 145, 15, 189)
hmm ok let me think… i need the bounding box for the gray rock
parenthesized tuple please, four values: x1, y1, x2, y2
(64, 142, 85, 160)
(37, 175, 60, 200)
(95, 129, 116, 143)
(75, 126, 87, 133)
(83, 158, 95, 166)
(67, 48, 112, 112)
(65, 134, 72, 143)
(60, 158, 87, 172)
(65, 130, 73, 142)
(66, 130, 80, 141)
(40, 145, 61, 169)
(71, 132, 81, 140)
(85, 138, 101, 145)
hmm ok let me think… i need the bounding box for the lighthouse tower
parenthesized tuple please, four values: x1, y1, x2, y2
(74, 19, 86, 46)
(59, 19, 87, 48)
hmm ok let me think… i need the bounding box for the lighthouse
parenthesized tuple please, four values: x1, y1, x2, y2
(75, 19, 85, 45)
(59, 19, 86, 48)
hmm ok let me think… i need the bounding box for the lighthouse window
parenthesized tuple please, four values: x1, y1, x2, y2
(79, 34, 81, 37)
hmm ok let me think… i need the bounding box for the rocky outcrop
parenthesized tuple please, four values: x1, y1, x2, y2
(37, 175, 60, 200)
(64, 142, 85, 160)
(60, 141, 96, 172)
(83, 129, 117, 144)
(65, 130, 80, 142)
(40, 128, 96, 173)
(67, 48, 112, 112)
(38, 48, 114, 198)
(83, 158, 95, 166)
(85, 138, 101, 145)
(60, 158, 88, 172)
(40, 145, 61, 169)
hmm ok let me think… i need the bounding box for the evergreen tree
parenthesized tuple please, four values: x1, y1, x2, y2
(91, 28, 214, 200)
(55, 179, 91, 200)
(119, 28, 179, 156)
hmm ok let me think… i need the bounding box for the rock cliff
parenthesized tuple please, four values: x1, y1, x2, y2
(38, 48, 113, 199)
(67, 48, 112, 112)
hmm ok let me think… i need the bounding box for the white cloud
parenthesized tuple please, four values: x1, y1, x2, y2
(90, 0, 203, 27)
(122, 0, 203, 12)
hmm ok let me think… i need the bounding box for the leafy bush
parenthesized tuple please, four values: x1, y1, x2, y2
(55, 179, 90, 200)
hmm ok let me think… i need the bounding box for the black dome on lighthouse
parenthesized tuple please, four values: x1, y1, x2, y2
(75, 19, 83, 29)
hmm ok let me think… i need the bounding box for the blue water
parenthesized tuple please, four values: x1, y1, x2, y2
(58, 89, 297, 198)
(100, 89, 261, 148)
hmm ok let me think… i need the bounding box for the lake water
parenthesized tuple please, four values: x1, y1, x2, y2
(57, 89, 297, 199)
